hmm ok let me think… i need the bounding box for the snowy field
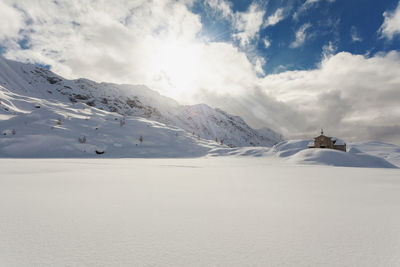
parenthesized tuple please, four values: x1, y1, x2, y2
(1, 158, 400, 266)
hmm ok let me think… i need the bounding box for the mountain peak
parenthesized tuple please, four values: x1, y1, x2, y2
(0, 57, 282, 152)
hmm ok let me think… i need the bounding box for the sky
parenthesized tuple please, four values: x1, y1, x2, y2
(1, 0, 400, 143)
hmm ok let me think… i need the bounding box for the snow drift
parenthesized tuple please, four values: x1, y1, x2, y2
(274, 140, 398, 168)
(209, 139, 399, 168)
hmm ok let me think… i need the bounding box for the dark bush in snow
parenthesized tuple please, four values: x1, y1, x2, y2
(78, 136, 86, 144)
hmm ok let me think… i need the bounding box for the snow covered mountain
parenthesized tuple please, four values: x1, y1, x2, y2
(2, 56, 399, 168)
(170, 104, 280, 147)
(0, 81, 219, 157)
(0, 56, 281, 150)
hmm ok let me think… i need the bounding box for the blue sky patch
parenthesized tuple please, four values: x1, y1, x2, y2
(191, 0, 400, 74)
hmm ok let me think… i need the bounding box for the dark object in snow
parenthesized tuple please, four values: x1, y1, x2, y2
(86, 100, 95, 107)
(46, 76, 62, 84)
(120, 118, 125, 127)
(35, 105, 40, 108)
(95, 150, 105, 154)
(78, 136, 86, 144)
(74, 94, 89, 100)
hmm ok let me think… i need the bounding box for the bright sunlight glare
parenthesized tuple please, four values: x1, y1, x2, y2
(149, 38, 203, 99)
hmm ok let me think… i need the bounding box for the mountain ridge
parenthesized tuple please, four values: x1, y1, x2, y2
(0, 56, 281, 156)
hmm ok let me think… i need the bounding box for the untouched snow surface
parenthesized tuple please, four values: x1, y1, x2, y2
(0, 158, 399, 266)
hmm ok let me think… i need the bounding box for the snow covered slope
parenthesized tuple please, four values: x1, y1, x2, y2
(273, 140, 398, 168)
(0, 84, 217, 157)
(0, 56, 280, 148)
(209, 139, 399, 168)
(1, 56, 398, 166)
(349, 141, 400, 167)
(171, 104, 279, 147)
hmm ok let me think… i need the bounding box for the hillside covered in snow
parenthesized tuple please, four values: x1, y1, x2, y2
(0, 56, 280, 156)
(1, 56, 399, 168)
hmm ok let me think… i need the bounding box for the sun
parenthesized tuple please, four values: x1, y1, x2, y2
(150, 38, 203, 99)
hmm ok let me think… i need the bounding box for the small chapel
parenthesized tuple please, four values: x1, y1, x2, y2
(308, 129, 347, 152)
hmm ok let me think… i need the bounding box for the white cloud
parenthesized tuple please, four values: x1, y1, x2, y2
(206, 1, 269, 48)
(351, 26, 362, 42)
(232, 3, 265, 47)
(253, 57, 266, 75)
(1, 0, 400, 144)
(379, 1, 400, 40)
(321, 41, 336, 58)
(256, 51, 400, 142)
(322, 42, 337, 60)
(204, 0, 233, 19)
(290, 23, 311, 48)
(263, 38, 271, 48)
(304, 0, 320, 6)
(196, 51, 400, 143)
(293, 0, 335, 21)
(2, 0, 262, 100)
(0, 1, 24, 40)
(263, 8, 285, 28)
(304, 0, 336, 7)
